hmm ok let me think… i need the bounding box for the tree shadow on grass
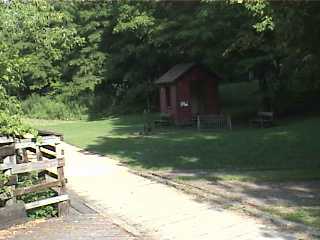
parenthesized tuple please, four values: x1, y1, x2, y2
(85, 133, 222, 170)
(84, 115, 320, 170)
(84, 128, 320, 171)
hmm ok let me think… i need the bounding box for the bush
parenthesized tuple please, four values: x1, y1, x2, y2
(0, 88, 36, 137)
(18, 173, 58, 219)
(0, 173, 9, 207)
(22, 95, 88, 120)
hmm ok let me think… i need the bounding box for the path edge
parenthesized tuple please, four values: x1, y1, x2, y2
(130, 169, 320, 239)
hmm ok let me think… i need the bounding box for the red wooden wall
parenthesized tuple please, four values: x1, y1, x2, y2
(159, 66, 220, 125)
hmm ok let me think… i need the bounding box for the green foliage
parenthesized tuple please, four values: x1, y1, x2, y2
(58, 2, 109, 97)
(27, 204, 58, 219)
(18, 173, 58, 219)
(22, 95, 88, 120)
(0, 87, 36, 137)
(232, 0, 275, 32)
(265, 206, 320, 229)
(220, 81, 259, 119)
(226, 0, 320, 113)
(0, 0, 82, 135)
(0, 0, 83, 94)
(0, 174, 9, 207)
(1, 0, 319, 119)
(0, 113, 36, 137)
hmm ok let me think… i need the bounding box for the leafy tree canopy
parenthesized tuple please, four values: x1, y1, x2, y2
(1, 0, 320, 122)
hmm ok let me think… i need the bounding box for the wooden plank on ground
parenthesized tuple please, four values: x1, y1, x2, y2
(24, 194, 69, 210)
(11, 158, 65, 174)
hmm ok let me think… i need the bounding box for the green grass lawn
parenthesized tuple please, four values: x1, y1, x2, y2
(264, 206, 320, 230)
(26, 115, 320, 174)
(175, 169, 320, 182)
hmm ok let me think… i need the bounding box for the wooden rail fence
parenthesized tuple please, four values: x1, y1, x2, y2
(0, 131, 69, 217)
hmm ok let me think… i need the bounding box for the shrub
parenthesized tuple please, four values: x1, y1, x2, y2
(22, 94, 88, 120)
(0, 173, 9, 207)
(18, 173, 58, 219)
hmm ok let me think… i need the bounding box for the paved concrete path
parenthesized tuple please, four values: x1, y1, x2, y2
(0, 188, 137, 240)
(64, 144, 297, 240)
(0, 215, 137, 240)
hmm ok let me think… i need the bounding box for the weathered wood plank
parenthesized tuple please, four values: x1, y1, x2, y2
(56, 143, 68, 216)
(36, 146, 43, 161)
(42, 170, 59, 180)
(38, 130, 63, 139)
(40, 136, 61, 144)
(0, 136, 14, 144)
(1, 134, 61, 146)
(0, 163, 13, 171)
(11, 158, 65, 174)
(24, 194, 69, 210)
(14, 180, 63, 196)
(0, 144, 15, 159)
(15, 139, 60, 149)
(27, 147, 56, 160)
(42, 144, 56, 152)
(40, 146, 57, 158)
(14, 137, 60, 150)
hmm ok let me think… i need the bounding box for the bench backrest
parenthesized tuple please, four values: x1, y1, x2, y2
(198, 114, 225, 121)
(197, 114, 232, 130)
(258, 112, 274, 119)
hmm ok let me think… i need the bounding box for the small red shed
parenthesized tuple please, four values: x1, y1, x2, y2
(155, 63, 221, 125)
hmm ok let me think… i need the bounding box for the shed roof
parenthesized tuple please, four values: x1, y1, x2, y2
(155, 63, 196, 85)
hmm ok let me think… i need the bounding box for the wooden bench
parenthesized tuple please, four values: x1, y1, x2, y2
(197, 114, 232, 130)
(250, 111, 274, 128)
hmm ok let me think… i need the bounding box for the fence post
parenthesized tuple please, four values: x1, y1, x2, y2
(56, 143, 69, 216)
(5, 155, 17, 206)
(228, 115, 232, 130)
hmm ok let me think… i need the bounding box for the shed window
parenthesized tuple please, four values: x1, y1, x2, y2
(165, 86, 171, 108)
